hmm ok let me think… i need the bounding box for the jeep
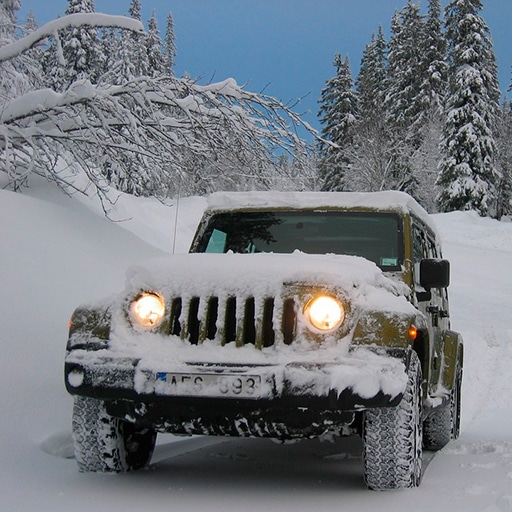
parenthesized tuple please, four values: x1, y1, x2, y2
(65, 190, 463, 490)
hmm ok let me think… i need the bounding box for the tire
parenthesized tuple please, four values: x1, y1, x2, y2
(423, 360, 462, 451)
(72, 396, 156, 472)
(362, 352, 423, 490)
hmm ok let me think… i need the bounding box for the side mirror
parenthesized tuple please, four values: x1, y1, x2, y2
(420, 259, 450, 289)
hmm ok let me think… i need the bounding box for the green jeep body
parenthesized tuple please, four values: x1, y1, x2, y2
(65, 191, 463, 490)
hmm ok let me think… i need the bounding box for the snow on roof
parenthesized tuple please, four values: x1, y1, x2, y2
(206, 190, 437, 232)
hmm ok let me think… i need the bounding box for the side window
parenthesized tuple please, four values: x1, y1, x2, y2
(413, 223, 440, 261)
(413, 223, 441, 285)
(413, 222, 448, 304)
(413, 225, 429, 261)
(427, 237, 440, 259)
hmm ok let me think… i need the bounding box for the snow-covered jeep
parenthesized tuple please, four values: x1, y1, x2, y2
(65, 191, 463, 490)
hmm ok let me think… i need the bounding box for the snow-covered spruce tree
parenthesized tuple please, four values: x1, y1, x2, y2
(411, 0, 447, 212)
(100, 26, 118, 78)
(126, 0, 150, 77)
(385, 0, 447, 211)
(437, 0, 501, 216)
(43, 0, 105, 91)
(317, 53, 357, 191)
(0, 14, 311, 206)
(495, 99, 512, 217)
(163, 12, 176, 75)
(350, 27, 395, 192)
(104, 0, 149, 83)
(18, 10, 45, 90)
(356, 27, 387, 130)
(146, 11, 164, 77)
(419, 0, 447, 129)
(386, 2, 426, 146)
(384, 2, 427, 196)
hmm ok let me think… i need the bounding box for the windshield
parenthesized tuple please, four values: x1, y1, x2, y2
(193, 210, 403, 271)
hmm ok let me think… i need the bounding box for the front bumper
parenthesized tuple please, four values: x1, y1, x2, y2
(65, 347, 411, 437)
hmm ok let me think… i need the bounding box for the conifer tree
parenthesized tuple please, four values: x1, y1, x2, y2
(356, 27, 387, 125)
(317, 53, 357, 191)
(56, 0, 104, 89)
(19, 10, 45, 89)
(420, 0, 447, 125)
(384, 0, 447, 208)
(41, 0, 103, 90)
(384, 2, 426, 195)
(163, 12, 177, 74)
(100, 27, 118, 79)
(495, 100, 512, 217)
(386, 2, 425, 141)
(437, 0, 501, 215)
(411, 0, 447, 211)
(126, 0, 149, 77)
(351, 28, 396, 192)
(128, 0, 141, 20)
(146, 11, 164, 77)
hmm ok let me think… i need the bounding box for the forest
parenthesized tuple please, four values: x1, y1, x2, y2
(1, 0, 511, 217)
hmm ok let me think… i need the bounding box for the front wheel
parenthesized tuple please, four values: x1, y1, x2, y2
(362, 351, 423, 490)
(72, 396, 156, 472)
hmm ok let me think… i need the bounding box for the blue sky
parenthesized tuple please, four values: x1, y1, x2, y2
(16, 1, 512, 134)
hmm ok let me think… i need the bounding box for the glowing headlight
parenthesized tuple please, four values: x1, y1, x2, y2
(130, 292, 165, 328)
(305, 295, 345, 331)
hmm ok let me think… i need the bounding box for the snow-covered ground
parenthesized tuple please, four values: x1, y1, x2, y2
(1, 180, 512, 511)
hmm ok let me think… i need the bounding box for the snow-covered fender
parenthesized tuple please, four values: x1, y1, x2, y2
(67, 306, 111, 351)
(351, 310, 428, 349)
(440, 329, 464, 391)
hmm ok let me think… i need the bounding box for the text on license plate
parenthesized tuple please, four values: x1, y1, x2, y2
(156, 372, 262, 398)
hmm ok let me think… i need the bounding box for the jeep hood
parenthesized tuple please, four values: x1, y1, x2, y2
(123, 252, 413, 315)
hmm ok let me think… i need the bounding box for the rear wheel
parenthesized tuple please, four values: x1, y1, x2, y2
(72, 396, 156, 472)
(423, 359, 462, 451)
(362, 352, 423, 490)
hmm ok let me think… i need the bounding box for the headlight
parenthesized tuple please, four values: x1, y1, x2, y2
(130, 292, 165, 328)
(305, 295, 345, 332)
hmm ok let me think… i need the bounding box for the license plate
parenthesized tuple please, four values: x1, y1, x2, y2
(156, 372, 262, 398)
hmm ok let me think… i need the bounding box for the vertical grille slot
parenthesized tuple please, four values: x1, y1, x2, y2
(242, 297, 256, 346)
(169, 297, 182, 336)
(261, 298, 275, 347)
(224, 297, 237, 344)
(205, 297, 218, 340)
(282, 298, 296, 345)
(187, 297, 200, 345)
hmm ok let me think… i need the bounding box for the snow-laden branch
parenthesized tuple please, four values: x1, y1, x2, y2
(1, 74, 315, 200)
(0, 13, 144, 63)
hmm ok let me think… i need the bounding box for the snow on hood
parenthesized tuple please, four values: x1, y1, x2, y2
(123, 251, 413, 315)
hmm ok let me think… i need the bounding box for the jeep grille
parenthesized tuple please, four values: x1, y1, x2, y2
(167, 295, 297, 347)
